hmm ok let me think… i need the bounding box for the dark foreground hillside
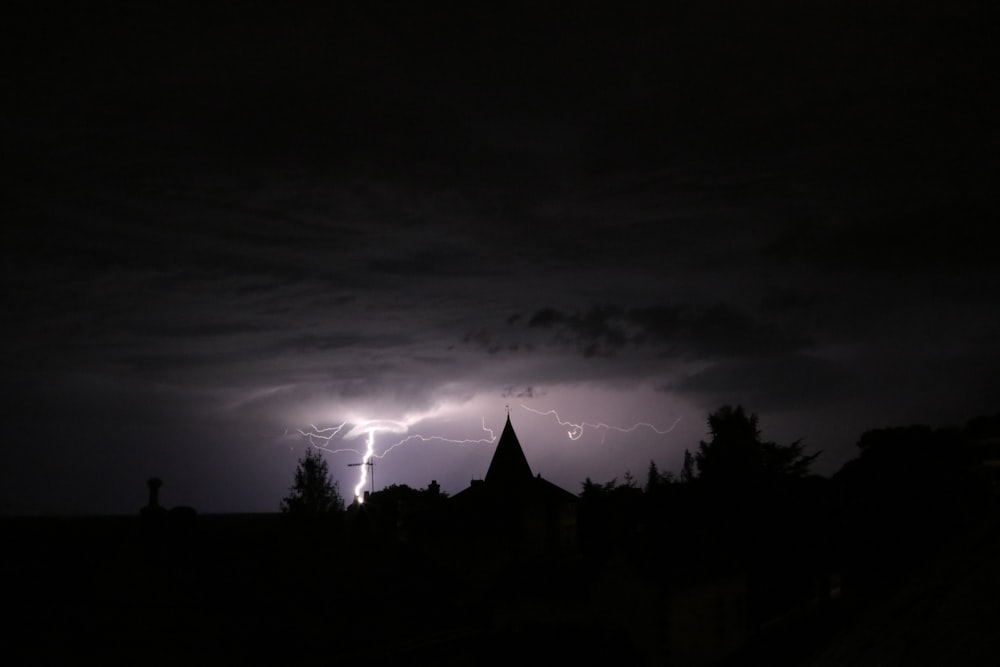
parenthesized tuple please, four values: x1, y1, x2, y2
(4, 505, 1000, 667)
(2, 514, 638, 666)
(802, 516, 1000, 666)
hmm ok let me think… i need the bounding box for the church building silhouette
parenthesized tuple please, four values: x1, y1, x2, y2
(448, 414, 579, 559)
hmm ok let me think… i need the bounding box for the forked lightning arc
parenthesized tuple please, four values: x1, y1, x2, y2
(298, 405, 682, 501)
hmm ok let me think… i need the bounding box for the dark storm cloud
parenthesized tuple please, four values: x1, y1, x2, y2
(669, 354, 857, 412)
(629, 304, 813, 358)
(763, 203, 998, 274)
(366, 245, 502, 278)
(502, 386, 537, 399)
(510, 303, 812, 360)
(759, 288, 820, 314)
(526, 305, 629, 358)
(2, 1, 997, 514)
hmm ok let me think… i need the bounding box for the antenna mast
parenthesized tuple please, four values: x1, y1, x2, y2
(347, 460, 375, 495)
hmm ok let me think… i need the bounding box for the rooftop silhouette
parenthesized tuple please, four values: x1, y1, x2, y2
(484, 414, 534, 486)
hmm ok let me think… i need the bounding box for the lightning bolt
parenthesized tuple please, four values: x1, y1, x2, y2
(519, 404, 682, 442)
(296, 417, 497, 502)
(355, 430, 376, 500)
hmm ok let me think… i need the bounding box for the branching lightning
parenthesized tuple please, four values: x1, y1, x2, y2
(519, 404, 682, 442)
(296, 402, 680, 501)
(297, 417, 497, 503)
(297, 422, 361, 455)
(297, 422, 348, 444)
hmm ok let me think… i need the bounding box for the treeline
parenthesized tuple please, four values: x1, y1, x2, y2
(271, 405, 1000, 661)
(576, 405, 1000, 617)
(281, 406, 1000, 601)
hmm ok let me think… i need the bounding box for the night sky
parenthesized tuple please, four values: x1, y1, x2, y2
(3, 1, 997, 515)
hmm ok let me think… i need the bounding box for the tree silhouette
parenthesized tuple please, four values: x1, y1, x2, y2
(832, 418, 994, 596)
(644, 460, 675, 493)
(681, 448, 696, 483)
(691, 405, 819, 485)
(281, 447, 344, 514)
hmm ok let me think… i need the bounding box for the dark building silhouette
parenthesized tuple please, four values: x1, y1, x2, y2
(447, 415, 578, 561)
(140, 477, 167, 527)
(140, 477, 197, 537)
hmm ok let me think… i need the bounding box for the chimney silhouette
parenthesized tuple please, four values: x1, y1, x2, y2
(146, 477, 162, 509)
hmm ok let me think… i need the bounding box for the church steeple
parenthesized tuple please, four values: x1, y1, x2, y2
(485, 415, 533, 486)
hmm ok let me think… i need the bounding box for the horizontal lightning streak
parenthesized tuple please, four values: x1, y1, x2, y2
(297, 422, 346, 441)
(297, 423, 364, 456)
(519, 404, 682, 441)
(376, 419, 496, 459)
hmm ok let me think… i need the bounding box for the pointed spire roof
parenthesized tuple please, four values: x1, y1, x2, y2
(485, 415, 533, 486)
